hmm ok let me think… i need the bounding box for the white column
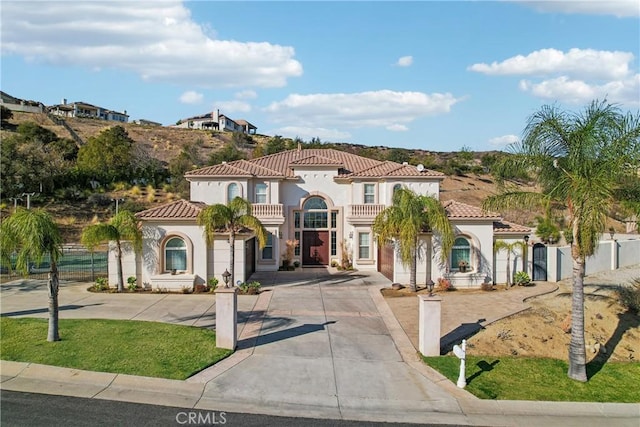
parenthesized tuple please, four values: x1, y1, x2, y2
(215, 287, 238, 350)
(611, 240, 618, 270)
(418, 295, 442, 356)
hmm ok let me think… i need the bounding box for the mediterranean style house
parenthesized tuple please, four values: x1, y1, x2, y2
(113, 148, 530, 290)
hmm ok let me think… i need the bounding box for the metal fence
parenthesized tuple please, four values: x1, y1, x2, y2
(0, 244, 108, 283)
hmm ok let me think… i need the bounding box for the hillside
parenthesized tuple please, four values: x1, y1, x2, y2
(3, 110, 625, 243)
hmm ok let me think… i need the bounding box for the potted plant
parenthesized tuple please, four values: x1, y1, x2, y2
(458, 260, 469, 272)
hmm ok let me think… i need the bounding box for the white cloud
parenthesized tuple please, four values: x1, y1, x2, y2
(215, 100, 252, 113)
(489, 134, 519, 147)
(179, 90, 203, 104)
(519, 74, 640, 106)
(269, 126, 351, 142)
(469, 48, 633, 80)
(0, 2, 302, 88)
(386, 124, 409, 132)
(520, 0, 639, 18)
(235, 90, 257, 99)
(396, 56, 413, 67)
(265, 90, 461, 130)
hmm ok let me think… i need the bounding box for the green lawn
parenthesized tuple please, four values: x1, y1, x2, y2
(423, 355, 640, 402)
(0, 318, 232, 380)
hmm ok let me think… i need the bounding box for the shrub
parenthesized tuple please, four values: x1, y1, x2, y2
(437, 277, 454, 291)
(129, 185, 142, 196)
(208, 277, 219, 292)
(93, 277, 109, 291)
(330, 260, 339, 268)
(615, 279, 640, 313)
(514, 271, 531, 286)
(480, 282, 494, 291)
(87, 193, 112, 207)
(127, 276, 137, 291)
(238, 281, 261, 295)
(181, 286, 192, 294)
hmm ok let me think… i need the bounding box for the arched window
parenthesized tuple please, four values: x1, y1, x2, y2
(393, 184, 402, 193)
(165, 237, 187, 271)
(303, 196, 327, 210)
(227, 183, 240, 202)
(451, 237, 471, 271)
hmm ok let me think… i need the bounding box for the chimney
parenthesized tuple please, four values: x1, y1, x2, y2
(62, 98, 67, 105)
(297, 142, 301, 152)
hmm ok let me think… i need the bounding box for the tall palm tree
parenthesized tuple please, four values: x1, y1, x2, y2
(1, 208, 63, 341)
(493, 240, 525, 287)
(484, 100, 640, 381)
(197, 197, 267, 287)
(81, 210, 142, 292)
(373, 187, 454, 292)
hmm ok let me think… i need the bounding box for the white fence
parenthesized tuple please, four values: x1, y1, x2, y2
(543, 238, 640, 282)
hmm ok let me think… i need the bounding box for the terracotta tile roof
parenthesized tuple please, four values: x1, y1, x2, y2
(136, 199, 206, 220)
(443, 200, 501, 220)
(349, 161, 444, 178)
(186, 148, 442, 180)
(493, 220, 532, 234)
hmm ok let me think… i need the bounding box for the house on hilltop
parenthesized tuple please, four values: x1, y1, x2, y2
(173, 110, 257, 134)
(1, 90, 45, 114)
(48, 99, 129, 122)
(113, 148, 530, 290)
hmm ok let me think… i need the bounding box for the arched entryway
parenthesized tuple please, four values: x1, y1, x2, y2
(294, 196, 339, 266)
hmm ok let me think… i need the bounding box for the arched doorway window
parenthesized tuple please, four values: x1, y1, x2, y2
(165, 237, 187, 272)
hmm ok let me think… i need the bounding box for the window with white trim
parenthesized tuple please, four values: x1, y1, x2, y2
(358, 232, 370, 259)
(364, 184, 375, 204)
(165, 237, 187, 271)
(227, 183, 240, 203)
(255, 183, 267, 204)
(262, 232, 273, 260)
(451, 237, 471, 271)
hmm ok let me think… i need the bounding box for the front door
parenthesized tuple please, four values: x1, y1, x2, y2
(303, 231, 329, 266)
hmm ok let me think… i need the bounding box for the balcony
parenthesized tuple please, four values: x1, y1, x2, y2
(347, 204, 385, 224)
(251, 203, 285, 225)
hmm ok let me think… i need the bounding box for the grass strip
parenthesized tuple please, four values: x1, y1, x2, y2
(1, 317, 232, 380)
(423, 355, 640, 402)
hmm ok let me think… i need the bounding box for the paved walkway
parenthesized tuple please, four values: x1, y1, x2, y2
(1, 269, 639, 425)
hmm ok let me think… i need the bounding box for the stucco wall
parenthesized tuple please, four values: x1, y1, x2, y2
(618, 240, 640, 267)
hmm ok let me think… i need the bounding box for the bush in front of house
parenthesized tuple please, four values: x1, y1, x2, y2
(615, 278, 640, 313)
(514, 271, 531, 286)
(127, 276, 137, 291)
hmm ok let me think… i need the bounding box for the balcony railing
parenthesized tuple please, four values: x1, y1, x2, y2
(251, 203, 284, 218)
(347, 204, 385, 222)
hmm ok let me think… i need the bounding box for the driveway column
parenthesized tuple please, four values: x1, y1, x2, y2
(215, 287, 238, 350)
(418, 294, 442, 356)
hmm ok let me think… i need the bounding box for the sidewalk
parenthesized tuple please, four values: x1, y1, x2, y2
(1, 269, 639, 426)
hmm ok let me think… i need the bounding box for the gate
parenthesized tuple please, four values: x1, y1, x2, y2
(245, 238, 256, 279)
(377, 242, 394, 281)
(532, 243, 547, 281)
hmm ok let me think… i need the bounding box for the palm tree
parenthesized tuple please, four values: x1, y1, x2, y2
(81, 210, 142, 292)
(373, 187, 454, 292)
(0, 208, 63, 341)
(197, 197, 267, 287)
(493, 240, 525, 287)
(484, 100, 640, 381)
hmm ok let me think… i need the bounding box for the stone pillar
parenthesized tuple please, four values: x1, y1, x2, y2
(215, 287, 238, 350)
(418, 295, 442, 356)
(611, 239, 618, 270)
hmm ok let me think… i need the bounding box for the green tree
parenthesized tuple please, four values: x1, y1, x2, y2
(77, 126, 134, 183)
(483, 100, 640, 382)
(493, 240, 526, 287)
(0, 208, 63, 341)
(81, 210, 142, 292)
(387, 148, 410, 164)
(264, 135, 286, 155)
(208, 142, 247, 165)
(373, 187, 454, 292)
(197, 197, 267, 287)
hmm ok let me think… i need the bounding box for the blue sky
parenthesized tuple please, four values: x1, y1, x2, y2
(2, 1, 638, 152)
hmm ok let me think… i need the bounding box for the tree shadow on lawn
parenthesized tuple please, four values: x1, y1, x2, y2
(586, 309, 639, 379)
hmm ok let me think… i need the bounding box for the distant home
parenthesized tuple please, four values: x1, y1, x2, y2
(48, 99, 129, 123)
(173, 110, 257, 134)
(133, 119, 162, 126)
(1, 91, 45, 114)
